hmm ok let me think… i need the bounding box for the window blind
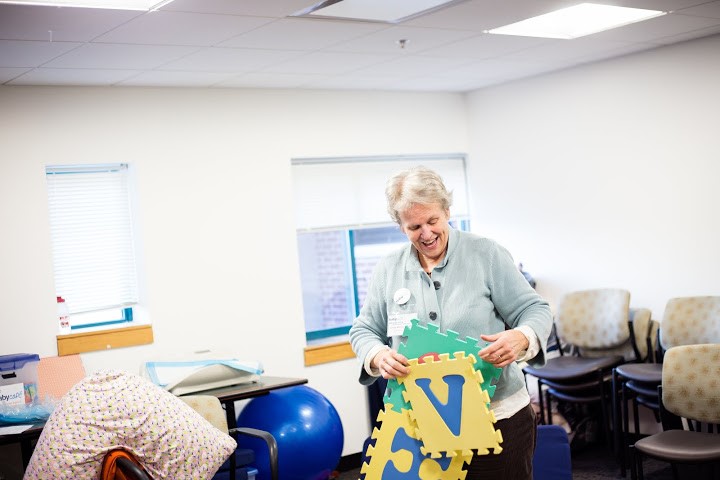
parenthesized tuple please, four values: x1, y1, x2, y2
(291, 154, 469, 231)
(46, 164, 139, 314)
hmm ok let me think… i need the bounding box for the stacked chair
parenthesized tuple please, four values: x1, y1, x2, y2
(613, 295, 720, 475)
(629, 343, 720, 479)
(523, 288, 652, 450)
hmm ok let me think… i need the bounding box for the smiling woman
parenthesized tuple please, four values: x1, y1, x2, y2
(348, 165, 553, 480)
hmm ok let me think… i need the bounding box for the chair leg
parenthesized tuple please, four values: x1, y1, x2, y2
(630, 444, 644, 480)
(537, 378, 546, 425)
(598, 372, 612, 450)
(545, 388, 553, 425)
(622, 381, 631, 476)
(632, 395, 641, 441)
(612, 370, 623, 467)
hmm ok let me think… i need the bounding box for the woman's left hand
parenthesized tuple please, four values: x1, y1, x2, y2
(478, 330, 530, 367)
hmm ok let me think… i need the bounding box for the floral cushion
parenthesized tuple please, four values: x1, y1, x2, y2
(24, 369, 236, 479)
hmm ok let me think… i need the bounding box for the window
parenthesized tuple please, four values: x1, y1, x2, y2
(292, 155, 470, 345)
(46, 163, 139, 331)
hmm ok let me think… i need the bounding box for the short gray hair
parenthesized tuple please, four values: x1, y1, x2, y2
(385, 165, 453, 224)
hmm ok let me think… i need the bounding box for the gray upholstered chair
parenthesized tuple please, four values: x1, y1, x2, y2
(629, 343, 720, 480)
(524, 288, 643, 448)
(613, 296, 720, 475)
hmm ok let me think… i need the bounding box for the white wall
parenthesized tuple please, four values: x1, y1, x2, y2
(465, 33, 720, 318)
(0, 87, 467, 457)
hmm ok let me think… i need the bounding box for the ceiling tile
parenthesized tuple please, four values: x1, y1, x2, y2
(385, 75, 481, 92)
(610, 0, 712, 11)
(43, 43, 199, 69)
(504, 37, 640, 62)
(158, 47, 301, 73)
(590, 11, 720, 43)
(1, 0, 719, 91)
(420, 32, 551, 59)
(650, 23, 720, 44)
(439, 56, 569, 81)
(0, 5, 142, 42)
(0, 67, 31, 82)
(0, 40, 81, 67)
(326, 25, 478, 54)
(218, 18, 386, 50)
(351, 54, 473, 76)
(262, 51, 396, 75)
(215, 72, 326, 88)
(675, 1, 720, 18)
(8, 67, 139, 85)
(93, 10, 273, 46)
(117, 69, 234, 86)
(572, 42, 660, 64)
(303, 74, 405, 91)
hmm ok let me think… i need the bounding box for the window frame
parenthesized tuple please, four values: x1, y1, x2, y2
(46, 163, 151, 353)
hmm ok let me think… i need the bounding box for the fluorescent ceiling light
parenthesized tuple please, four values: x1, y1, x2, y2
(293, 0, 462, 23)
(0, 0, 174, 10)
(487, 3, 666, 39)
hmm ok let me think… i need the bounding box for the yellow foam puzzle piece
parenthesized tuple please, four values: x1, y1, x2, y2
(399, 352, 503, 458)
(360, 405, 471, 480)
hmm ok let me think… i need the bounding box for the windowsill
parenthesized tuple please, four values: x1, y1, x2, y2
(56, 323, 154, 355)
(59, 317, 150, 335)
(304, 340, 356, 366)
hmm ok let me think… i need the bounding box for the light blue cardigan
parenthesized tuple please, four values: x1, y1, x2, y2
(349, 228, 553, 404)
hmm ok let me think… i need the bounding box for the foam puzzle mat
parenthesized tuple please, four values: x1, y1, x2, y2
(361, 320, 504, 479)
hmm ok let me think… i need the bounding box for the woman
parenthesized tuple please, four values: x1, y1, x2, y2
(349, 165, 552, 478)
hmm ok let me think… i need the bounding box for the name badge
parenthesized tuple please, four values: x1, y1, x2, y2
(388, 312, 416, 337)
(393, 288, 411, 305)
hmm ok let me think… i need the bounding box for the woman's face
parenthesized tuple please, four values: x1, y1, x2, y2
(398, 202, 450, 264)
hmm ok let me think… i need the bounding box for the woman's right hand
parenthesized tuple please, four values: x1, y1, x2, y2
(372, 349, 410, 380)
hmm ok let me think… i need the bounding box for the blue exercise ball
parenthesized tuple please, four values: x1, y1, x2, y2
(236, 385, 344, 480)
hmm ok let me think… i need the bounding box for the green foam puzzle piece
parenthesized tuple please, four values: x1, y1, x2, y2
(384, 318, 502, 412)
(384, 378, 407, 412)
